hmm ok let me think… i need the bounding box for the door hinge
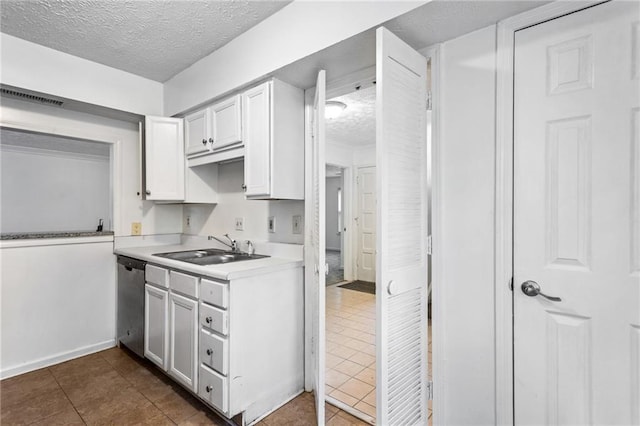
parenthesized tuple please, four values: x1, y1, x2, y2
(426, 91, 433, 111)
(427, 380, 433, 400)
(426, 235, 433, 255)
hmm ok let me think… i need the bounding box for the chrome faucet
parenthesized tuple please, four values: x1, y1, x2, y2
(208, 234, 238, 252)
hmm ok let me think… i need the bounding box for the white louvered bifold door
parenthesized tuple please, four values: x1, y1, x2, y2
(311, 70, 326, 425)
(375, 27, 429, 426)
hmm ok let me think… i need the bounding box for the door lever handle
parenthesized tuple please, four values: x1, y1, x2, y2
(521, 280, 562, 302)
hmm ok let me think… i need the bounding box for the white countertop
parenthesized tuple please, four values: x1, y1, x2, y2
(115, 243, 303, 281)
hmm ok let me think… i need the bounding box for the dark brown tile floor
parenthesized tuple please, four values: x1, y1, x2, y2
(0, 347, 366, 426)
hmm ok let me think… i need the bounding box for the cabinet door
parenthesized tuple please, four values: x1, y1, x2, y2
(145, 116, 185, 200)
(211, 95, 242, 151)
(185, 108, 210, 157)
(169, 292, 198, 392)
(243, 82, 271, 197)
(144, 284, 169, 370)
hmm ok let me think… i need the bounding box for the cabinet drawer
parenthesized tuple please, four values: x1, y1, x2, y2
(200, 303, 228, 336)
(170, 271, 199, 298)
(200, 329, 228, 375)
(200, 279, 228, 309)
(199, 364, 228, 414)
(146, 265, 169, 288)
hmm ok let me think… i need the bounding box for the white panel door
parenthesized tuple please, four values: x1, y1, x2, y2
(168, 292, 198, 393)
(357, 166, 376, 282)
(184, 108, 210, 157)
(145, 116, 184, 200)
(243, 82, 271, 197)
(211, 94, 242, 151)
(310, 70, 326, 425)
(375, 27, 429, 425)
(514, 2, 640, 425)
(144, 284, 169, 370)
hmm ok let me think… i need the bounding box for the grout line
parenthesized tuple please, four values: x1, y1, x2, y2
(45, 366, 88, 426)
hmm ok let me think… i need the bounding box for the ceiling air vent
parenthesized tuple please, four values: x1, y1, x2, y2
(0, 88, 64, 106)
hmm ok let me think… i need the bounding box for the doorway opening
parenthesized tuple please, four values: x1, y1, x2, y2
(323, 84, 378, 423)
(326, 164, 345, 286)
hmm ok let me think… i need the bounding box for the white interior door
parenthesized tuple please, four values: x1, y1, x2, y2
(308, 70, 326, 425)
(357, 166, 376, 282)
(514, 2, 640, 424)
(375, 27, 429, 425)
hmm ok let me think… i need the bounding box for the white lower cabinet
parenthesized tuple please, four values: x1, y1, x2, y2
(144, 283, 168, 369)
(144, 262, 303, 425)
(168, 292, 198, 392)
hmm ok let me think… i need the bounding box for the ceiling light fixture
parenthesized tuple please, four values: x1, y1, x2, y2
(325, 101, 347, 119)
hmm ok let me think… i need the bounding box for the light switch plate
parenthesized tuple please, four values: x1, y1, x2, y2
(235, 217, 244, 231)
(292, 215, 302, 234)
(268, 216, 276, 233)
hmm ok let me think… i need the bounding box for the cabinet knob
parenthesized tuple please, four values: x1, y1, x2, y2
(241, 184, 247, 191)
(205, 316, 212, 324)
(206, 348, 213, 356)
(145, 190, 151, 195)
(202, 138, 207, 146)
(208, 137, 214, 144)
(205, 385, 212, 393)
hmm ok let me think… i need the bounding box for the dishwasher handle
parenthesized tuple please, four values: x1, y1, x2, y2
(117, 256, 146, 271)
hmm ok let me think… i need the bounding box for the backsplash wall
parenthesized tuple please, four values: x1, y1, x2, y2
(183, 161, 304, 245)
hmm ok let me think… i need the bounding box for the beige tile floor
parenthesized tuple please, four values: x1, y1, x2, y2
(325, 285, 433, 424)
(0, 347, 364, 426)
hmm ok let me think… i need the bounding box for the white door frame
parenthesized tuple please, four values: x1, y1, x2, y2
(495, 2, 608, 424)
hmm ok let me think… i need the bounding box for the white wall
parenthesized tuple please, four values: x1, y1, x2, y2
(0, 34, 163, 116)
(326, 176, 341, 251)
(164, 1, 426, 116)
(0, 238, 115, 378)
(183, 161, 304, 245)
(0, 97, 183, 237)
(438, 25, 497, 425)
(0, 143, 110, 233)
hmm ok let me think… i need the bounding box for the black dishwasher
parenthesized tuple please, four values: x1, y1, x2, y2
(117, 256, 146, 357)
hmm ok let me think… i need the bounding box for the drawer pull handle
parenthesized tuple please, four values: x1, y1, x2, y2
(206, 349, 213, 355)
(205, 385, 212, 393)
(205, 316, 212, 324)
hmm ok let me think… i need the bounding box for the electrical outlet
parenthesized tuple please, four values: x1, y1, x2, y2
(185, 215, 191, 228)
(235, 217, 244, 231)
(268, 216, 276, 233)
(131, 222, 142, 236)
(292, 215, 302, 234)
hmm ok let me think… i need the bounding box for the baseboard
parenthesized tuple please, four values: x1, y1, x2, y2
(0, 339, 116, 379)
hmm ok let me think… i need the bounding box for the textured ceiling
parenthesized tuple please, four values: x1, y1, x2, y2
(326, 85, 375, 148)
(0, 0, 291, 82)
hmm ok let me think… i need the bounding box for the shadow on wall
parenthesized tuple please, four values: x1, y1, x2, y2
(183, 161, 304, 244)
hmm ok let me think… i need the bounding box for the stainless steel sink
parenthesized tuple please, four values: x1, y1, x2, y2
(153, 248, 269, 265)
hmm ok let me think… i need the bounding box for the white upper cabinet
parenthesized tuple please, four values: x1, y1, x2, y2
(185, 95, 242, 165)
(185, 108, 210, 157)
(144, 116, 185, 201)
(210, 95, 242, 151)
(243, 79, 304, 200)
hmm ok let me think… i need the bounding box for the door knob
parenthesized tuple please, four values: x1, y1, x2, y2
(521, 280, 561, 302)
